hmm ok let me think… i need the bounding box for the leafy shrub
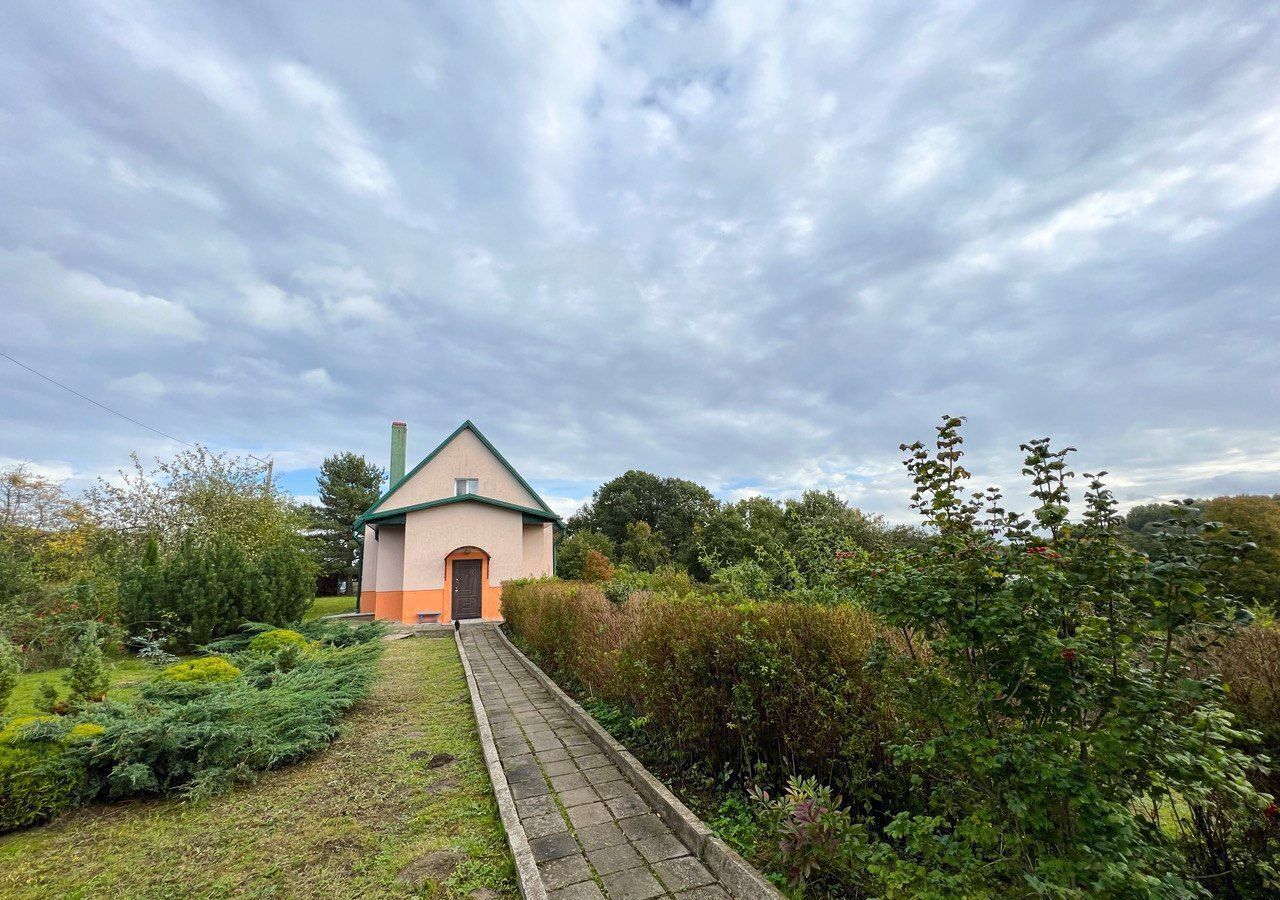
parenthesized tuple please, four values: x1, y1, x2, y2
(581, 550, 613, 583)
(118, 535, 316, 648)
(752, 776, 863, 893)
(857, 417, 1275, 897)
(0, 634, 18, 712)
(556, 529, 615, 579)
(157, 657, 242, 684)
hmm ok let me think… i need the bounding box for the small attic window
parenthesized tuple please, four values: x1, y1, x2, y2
(456, 478, 479, 496)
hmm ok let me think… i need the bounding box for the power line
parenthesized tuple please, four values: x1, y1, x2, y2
(2, 351, 277, 477)
(2, 350, 197, 449)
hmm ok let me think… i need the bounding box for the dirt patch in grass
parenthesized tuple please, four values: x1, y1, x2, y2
(0, 638, 517, 899)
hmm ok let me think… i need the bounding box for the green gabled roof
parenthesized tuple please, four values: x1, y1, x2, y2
(357, 419, 561, 523)
(357, 493, 561, 527)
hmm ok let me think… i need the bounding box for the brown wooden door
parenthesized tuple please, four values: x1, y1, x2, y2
(451, 559, 483, 620)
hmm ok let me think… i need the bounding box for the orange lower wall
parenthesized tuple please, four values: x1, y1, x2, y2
(358, 549, 503, 625)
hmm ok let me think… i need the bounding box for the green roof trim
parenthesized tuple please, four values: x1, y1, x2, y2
(357, 493, 561, 526)
(359, 419, 561, 521)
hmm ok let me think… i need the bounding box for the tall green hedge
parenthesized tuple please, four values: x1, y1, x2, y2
(119, 536, 315, 647)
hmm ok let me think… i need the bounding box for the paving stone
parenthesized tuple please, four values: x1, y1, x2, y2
(502, 752, 536, 770)
(536, 747, 572, 763)
(537, 854, 592, 891)
(652, 856, 716, 892)
(550, 772, 590, 792)
(584, 765, 623, 785)
(523, 811, 571, 839)
(618, 815, 669, 841)
(575, 821, 628, 851)
(529, 830, 582, 863)
(601, 866, 666, 900)
(605, 794, 650, 819)
(510, 777, 552, 800)
(516, 795, 559, 818)
(558, 786, 600, 808)
(506, 762, 542, 783)
(574, 753, 610, 770)
(567, 743, 600, 758)
(675, 887, 729, 900)
(542, 758, 580, 777)
(586, 841, 644, 876)
(634, 833, 687, 864)
(567, 801, 615, 828)
(549, 882, 605, 900)
(594, 779, 638, 801)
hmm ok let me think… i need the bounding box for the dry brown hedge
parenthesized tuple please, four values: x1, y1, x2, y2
(501, 579, 909, 783)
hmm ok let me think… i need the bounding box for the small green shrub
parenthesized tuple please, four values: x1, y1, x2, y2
(157, 657, 242, 684)
(0, 634, 19, 712)
(247, 628, 313, 656)
(67, 722, 105, 742)
(65, 627, 110, 703)
(0, 714, 57, 744)
(0, 741, 81, 830)
(0, 714, 85, 830)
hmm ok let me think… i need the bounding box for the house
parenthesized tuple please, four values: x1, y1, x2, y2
(354, 420, 562, 624)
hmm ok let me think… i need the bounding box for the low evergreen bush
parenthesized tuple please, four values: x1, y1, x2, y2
(0, 622, 381, 832)
(0, 716, 86, 830)
(156, 657, 242, 684)
(246, 628, 314, 656)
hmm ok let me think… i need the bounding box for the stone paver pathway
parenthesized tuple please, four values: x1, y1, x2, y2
(461, 625, 736, 900)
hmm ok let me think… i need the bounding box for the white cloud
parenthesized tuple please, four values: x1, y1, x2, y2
(0, 1, 1277, 524)
(0, 250, 206, 341)
(108, 372, 166, 399)
(273, 63, 394, 196)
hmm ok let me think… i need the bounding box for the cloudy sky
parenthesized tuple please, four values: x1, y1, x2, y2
(2, 1, 1278, 523)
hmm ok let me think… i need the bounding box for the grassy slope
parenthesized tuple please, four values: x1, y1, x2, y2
(306, 595, 357, 621)
(4, 656, 157, 718)
(0, 637, 517, 900)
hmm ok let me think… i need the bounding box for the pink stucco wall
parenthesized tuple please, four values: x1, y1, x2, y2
(387, 427, 541, 510)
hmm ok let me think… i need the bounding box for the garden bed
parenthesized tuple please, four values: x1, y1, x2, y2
(0, 636, 517, 899)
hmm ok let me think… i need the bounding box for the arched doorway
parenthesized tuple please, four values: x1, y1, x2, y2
(446, 546, 489, 620)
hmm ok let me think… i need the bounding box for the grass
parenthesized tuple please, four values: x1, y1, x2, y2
(4, 656, 158, 718)
(305, 595, 357, 621)
(0, 636, 518, 899)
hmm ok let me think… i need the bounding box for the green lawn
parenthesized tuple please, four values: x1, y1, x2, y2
(0, 636, 517, 899)
(305, 594, 357, 621)
(4, 656, 158, 718)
